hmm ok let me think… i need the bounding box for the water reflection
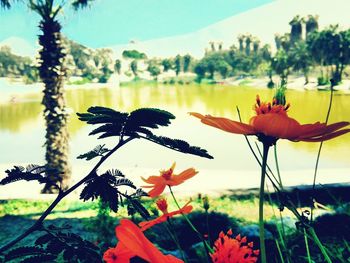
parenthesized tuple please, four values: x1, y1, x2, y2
(0, 84, 349, 168)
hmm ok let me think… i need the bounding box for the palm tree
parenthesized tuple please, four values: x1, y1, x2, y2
(306, 15, 319, 37)
(244, 34, 252, 56)
(238, 34, 245, 52)
(1, 0, 95, 193)
(289, 15, 303, 44)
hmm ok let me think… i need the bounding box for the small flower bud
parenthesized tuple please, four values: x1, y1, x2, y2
(156, 198, 168, 214)
(202, 195, 210, 211)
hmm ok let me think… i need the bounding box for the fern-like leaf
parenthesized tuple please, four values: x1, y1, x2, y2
(127, 198, 150, 220)
(77, 144, 110, 161)
(0, 165, 53, 185)
(145, 134, 214, 159)
(4, 246, 47, 261)
(20, 254, 56, 263)
(77, 106, 213, 159)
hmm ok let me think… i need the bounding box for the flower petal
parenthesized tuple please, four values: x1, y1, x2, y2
(172, 168, 198, 185)
(298, 128, 350, 142)
(147, 183, 167, 198)
(298, 121, 350, 139)
(141, 175, 164, 184)
(250, 113, 301, 139)
(190, 112, 256, 135)
(116, 219, 183, 263)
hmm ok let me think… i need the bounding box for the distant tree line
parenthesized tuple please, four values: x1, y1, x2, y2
(0, 46, 39, 83)
(3, 15, 350, 86)
(193, 15, 350, 86)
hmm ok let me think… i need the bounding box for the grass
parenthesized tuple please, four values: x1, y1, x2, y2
(1, 191, 350, 262)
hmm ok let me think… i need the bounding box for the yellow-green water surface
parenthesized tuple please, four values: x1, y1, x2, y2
(1, 83, 349, 173)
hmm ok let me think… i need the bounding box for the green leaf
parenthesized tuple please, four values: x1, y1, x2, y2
(145, 134, 214, 159)
(77, 145, 110, 161)
(5, 246, 46, 261)
(0, 165, 53, 186)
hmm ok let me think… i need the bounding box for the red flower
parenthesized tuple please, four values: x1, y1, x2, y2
(139, 199, 193, 231)
(103, 219, 183, 263)
(190, 95, 350, 145)
(142, 162, 198, 197)
(210, 230, 259, 263)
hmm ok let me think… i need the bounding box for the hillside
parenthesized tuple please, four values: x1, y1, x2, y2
(108, 0, 350, 58)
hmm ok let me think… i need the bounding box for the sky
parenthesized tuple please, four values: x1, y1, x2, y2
(0, 0, 273, 48)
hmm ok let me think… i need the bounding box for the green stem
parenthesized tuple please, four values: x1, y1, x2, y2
(311, 84, 334, 220)
(259, 143, 270, 263)
(308, 227, 332, 263)
(274, 145, 283, 188)
(165, 221, 188, 263)
(304, 228, 312, 263)
(168, 186, 213, 259)
(275, 240, 285, 263)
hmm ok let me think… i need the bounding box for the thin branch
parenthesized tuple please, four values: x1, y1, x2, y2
(0, 136, 135, 253)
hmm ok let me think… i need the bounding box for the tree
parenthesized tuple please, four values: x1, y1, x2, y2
(271, 49, 291, 85)
(194, 62, 206, 82)
(289, 15, 303, 44)
(161, 58, 172, 72)
(238, 34, 245, 52)
(252, 37, 260, 54)
(174, 55, 181, 76)
(147, 61, 161, 80)
(306, 15, 319, 37)
(289, 41, 312, 84)
(122, 50, 147, 59)
(183, 54, 192, 72)
(130, 60, 138, 78)
(217, 60, 231, 79)
(245, 34, 252, 56)
(1, 0, 95, 193)
(114, 59, 121, 74)
(307, 25, 350, 84)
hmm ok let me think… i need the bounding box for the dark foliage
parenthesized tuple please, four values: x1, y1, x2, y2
(77, 144, 110, 161)
(80, 169, 150, 218)
(80, 169, 135, 212)
(77, 107, 213, 159)
(126, 189, 150, 219)
(2, 221, 102, 262)
(145, 134, 213, 159)
(0, 165, 55, 186)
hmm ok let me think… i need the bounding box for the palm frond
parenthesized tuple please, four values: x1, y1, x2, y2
(71, 0, 95, 10)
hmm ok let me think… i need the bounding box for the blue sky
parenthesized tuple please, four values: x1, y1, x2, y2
(0, 0, 273, 48)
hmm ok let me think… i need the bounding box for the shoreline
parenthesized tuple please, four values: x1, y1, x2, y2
(0, 163, 349, 199)
(1, 75, 350, 104)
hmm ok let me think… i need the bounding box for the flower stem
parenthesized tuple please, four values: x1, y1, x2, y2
(0, 137, 134, 253)
(303, 228, 312, 263)
(274, 145, 283, 188)
(168, 186, 213, 259)
(259, 142, 270, 263)
(311, 84, 334, 220)
(165, 221, 188, 263)
(308, 227, 332, 263)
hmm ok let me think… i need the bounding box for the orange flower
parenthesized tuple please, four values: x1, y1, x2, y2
(210, 230, 259, 263)
(139, 199, 193, 231)
(141, 162, 198, 197)
(190, 95, 350, 145)
(103, 219, 183, 263)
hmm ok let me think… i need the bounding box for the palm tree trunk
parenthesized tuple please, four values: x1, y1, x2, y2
(38, 17, 71, 193)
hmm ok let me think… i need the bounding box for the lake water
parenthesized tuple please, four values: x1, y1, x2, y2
(1, 83, 350, 194)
